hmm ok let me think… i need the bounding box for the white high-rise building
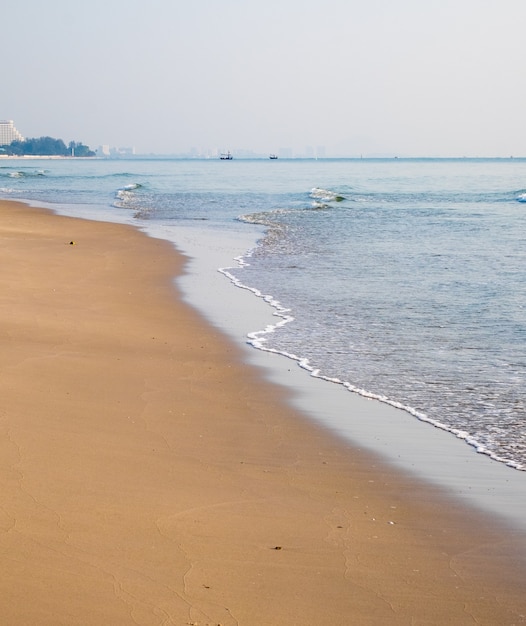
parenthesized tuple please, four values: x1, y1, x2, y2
(0, 120, 24, 145)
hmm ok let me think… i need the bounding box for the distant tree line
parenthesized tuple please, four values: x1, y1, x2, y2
(2, 137, 95, 157)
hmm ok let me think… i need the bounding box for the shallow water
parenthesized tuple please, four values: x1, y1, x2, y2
(2, 156, 526, 471)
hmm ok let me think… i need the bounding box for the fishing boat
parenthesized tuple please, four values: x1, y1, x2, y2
(269, 154, 278, 159)
(220, 151, 233, 160)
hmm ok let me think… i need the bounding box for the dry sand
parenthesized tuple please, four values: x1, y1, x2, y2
(1, 199, 525, 625)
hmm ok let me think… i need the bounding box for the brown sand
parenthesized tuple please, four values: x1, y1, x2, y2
(1, 199, 525, 625)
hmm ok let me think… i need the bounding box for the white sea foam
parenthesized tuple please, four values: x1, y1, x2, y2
(114, 182, 143, 208)
(219, 252, 526, 473)
(2, 156, 526, 528)
(310, 187, 345, 202)
(165, 219, 526, 531)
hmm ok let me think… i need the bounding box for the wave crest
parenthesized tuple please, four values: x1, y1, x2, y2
(114, 182, 143, 208)
(310, 187, 345, 202)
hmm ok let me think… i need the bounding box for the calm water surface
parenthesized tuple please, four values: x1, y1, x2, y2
(2, 156, 526, 470)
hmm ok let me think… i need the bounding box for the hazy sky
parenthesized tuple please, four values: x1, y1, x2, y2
(3, 0, 525, 156)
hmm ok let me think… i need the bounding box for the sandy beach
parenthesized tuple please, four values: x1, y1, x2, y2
(1, 199, 525, 625)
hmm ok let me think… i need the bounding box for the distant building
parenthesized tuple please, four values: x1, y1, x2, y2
(97, 145, 136, 158)
(0, 120, 24, 146)
(115, 146, 135, 156)
(97, 145, 111, 157)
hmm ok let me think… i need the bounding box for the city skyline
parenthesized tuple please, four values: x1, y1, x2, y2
(2, 115, 524, 160)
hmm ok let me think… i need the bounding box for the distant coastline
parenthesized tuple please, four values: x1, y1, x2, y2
(1, 153, 525, 161)
(0, 154, 95, 159)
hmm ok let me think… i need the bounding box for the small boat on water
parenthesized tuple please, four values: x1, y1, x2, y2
(269, 154, 278, 159)
(220, 151, 233, 160)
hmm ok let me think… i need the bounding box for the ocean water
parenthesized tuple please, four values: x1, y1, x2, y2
(2, 156, 526, 472)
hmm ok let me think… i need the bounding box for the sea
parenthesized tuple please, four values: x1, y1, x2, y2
(2, 156, 526, 479)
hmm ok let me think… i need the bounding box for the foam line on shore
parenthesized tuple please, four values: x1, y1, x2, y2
(1, 198, 526, 624)
(9, 196, 526, 529)
(152, 220, 526, 531)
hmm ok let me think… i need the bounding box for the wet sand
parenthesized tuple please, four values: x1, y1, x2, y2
(1, 199, 525, 625)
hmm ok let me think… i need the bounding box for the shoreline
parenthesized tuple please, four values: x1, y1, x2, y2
(147, 217, 526, 531)
(1, 198, 526, 624)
